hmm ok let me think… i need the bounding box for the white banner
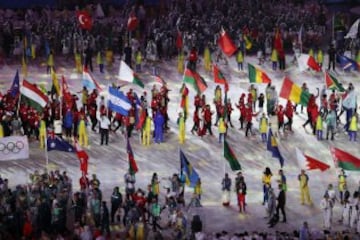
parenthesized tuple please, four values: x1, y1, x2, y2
(0, 136, 29, 161)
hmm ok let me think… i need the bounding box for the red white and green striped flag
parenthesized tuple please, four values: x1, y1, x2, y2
(127, 138, 139, 174)
(119, 60, 144, 88)
(183, 68, 207, 94)
(20, 80, 49, 111)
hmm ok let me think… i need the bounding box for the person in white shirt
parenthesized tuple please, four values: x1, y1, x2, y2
(98, 113, 110, 145)
(320, 192, 333, 230)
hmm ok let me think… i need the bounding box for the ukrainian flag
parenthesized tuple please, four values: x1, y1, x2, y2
(180, 150, 200, 188)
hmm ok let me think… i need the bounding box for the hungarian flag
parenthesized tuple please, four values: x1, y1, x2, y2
(62, 76, 73, 108)
(213, 64, 229, 92)
(76, 11, 92, 30)
(218, 28, 237, 57)
(183, 68, 207, 93)
(127, 11, 138, 31)
(20, 80, 49, 111)
(224, 140, 241, 171)
(176, 31, 183, 50)
(127, 138, 139, 174)
(296, 148, 330, 172)
(297, 54, 321, 72)
(330, 147, 360, 171)
(75, 140, 89, 175)
(325, 71, 345, 92)
(118, 61, 144, 88)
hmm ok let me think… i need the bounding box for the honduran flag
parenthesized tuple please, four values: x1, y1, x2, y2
(82, 70, 103, 92)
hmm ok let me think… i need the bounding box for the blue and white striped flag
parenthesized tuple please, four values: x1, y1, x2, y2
(108, 86, 132, 116)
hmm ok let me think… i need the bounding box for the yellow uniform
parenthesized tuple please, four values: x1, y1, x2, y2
(136, 51, 142, 65)
(78, 119, 88, 147)
(259, 117, 268, 134)
(262, 174, 272, 185)
(178, 116, 185, 144)
(194, 182, 202, 197)
(315, 115, 323, 131)
(236, 51, 244, 63)
(39, 120, 46, 148)
(105, 50, 113, 69)
(177, 52, 184, 74)
(142, 116, 151, 146)
(338, 174, 346, 192)
(298, 173, 312, 205)
(0, 123, 4, 138)
(135, 222, 145, 240)
(47, 53, 54, 67)
(308, 48, 314, 57)
(349, 115, 358, 131)
(204, 47, 211, 72)
(31, 44, 36, 59)
(317, 50, 323, 65)
(214, 88, 222, 103)
(96, 52, 103, 65)
(218, 117, 227, 134)
(82, 90, 88, 106)
(271, 49, 278, 62)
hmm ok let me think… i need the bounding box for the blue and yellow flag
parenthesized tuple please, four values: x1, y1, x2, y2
(180, 150, 200, 188)
(266, 129, 284, 167)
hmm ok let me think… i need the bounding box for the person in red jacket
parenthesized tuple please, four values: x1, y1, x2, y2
(201, 104, 213, 136)
(188, 47, 198, 71)
(88, 103, 98, 132)
(284, 100, 294, 132)
(277, 105, 285, 132)
(214, 100, 224, 126)
(310, 104, 319, 135)
(194, 93, 201, 112)
(236, 95, 246, 129)
(191, 109, 200, 135)
(302, 94, 316, 131)
(245, 103, 257, 137)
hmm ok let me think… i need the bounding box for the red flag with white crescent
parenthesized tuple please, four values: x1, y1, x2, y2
(76, 11, 92, 30)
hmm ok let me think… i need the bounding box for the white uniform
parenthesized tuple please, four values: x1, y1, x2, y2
(350, 197, 359, 229)
(320, 198, 333, 229)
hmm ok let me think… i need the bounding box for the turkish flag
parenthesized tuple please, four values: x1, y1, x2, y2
(127, 12, 138, 31)
(76, 11, 92, 30)
(218, 28, 237, 57)
(75, 140, 89, 175)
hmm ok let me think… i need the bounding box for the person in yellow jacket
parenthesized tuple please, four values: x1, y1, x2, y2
(135, 221, 145, 240)
(96, 51, 104, 73)
(142, 114, 152, 146)
(194, 178, 202, 200)
(177, 51, 184, 74)
(308, 48, 314, 57)
(259, 113, 268, 142)
(135, 49, 142, 72)
(178, 112, 186, 144)
(315, 114, 323, 140)
(74, 50, 82, 73)
(218, 117, 227, 143)
(39, 118, 46, 148)
(338, 169, 347, 204)
(204, 46, 211, 72)
(236, 50, 244, 71)
(317, 49, 324, 68)
(105, 48, 114, 70)
(271, 49, 278, 71)
(78, 115, 88, 147)
(348, 113, 358, 141)
(298, 169, 312, 205)
(262, 167, 272, 205)
(47, 50, 54, 74)
(151, 172, 160, 197)
(214, 85, 222, 103)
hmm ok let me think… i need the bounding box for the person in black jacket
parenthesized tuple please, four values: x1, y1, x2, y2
(327, 44, 336, 71)
(101, 201, 110, 235)
(110, 187, 123, 223)
(191, 215, 203, 237)
(276, 184, 286, 223)
(84, 46, 93, 72)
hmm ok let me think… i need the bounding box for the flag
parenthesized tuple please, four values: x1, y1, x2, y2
(324, 71, 345, 92)
(108, 86, 132, 116)
(183, 68, 207, 94)
(118, 61, 144, 88)
(248, 64, 272, 84)
(20, 80, 49, 111)
(279, 77, 311, 106)
(267, 129, 284, 167)
(330, 147, 360, 171)
(244, 34, 252, 50)
(62, 76, 73, 108)
(47, 135, 75, 152)
(75, 140, 89, 175)
(297, 54, 321, 72)
(0, 136, 29, 161)
(9, 70, 20, 97)
(180, 150, 200, 187)
(336, 55, 358, 71)
(224, 140, 241, 171)
(213, 64, 229, 92)
(127, 138, 138, 174)
(127, 11, 138, 31)
(51, 68, 60, 96)
(218, 28, 237, 57)
(342, 90, 356, 109)
(82, 70, 103, 92)
(95, 3, 105, 18)
(298, 25, 303, 45)
(135, 108, 147, 130)
(76, 10, 92, 30)
(154, 75, 166, 85)
(274, 28, 283, 52)
(344, 18, 359, 39)
(296, 148, 330, 172)
(176, 31, 183, 49)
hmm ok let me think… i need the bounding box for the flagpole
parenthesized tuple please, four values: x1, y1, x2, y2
(44, 128, 49, 168)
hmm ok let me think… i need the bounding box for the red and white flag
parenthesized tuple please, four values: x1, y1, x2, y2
(76, 11, 92, 30)
(296, 147, 330, 172)
(75, 140, 89, 175)
(297, 54, 321, 72)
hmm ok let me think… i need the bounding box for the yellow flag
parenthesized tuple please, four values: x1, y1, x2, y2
(244, 35, 252, 50)
(51, 68, 60, 96)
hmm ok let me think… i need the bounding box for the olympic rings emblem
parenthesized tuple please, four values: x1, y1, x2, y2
(0, 141, 25, 155)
